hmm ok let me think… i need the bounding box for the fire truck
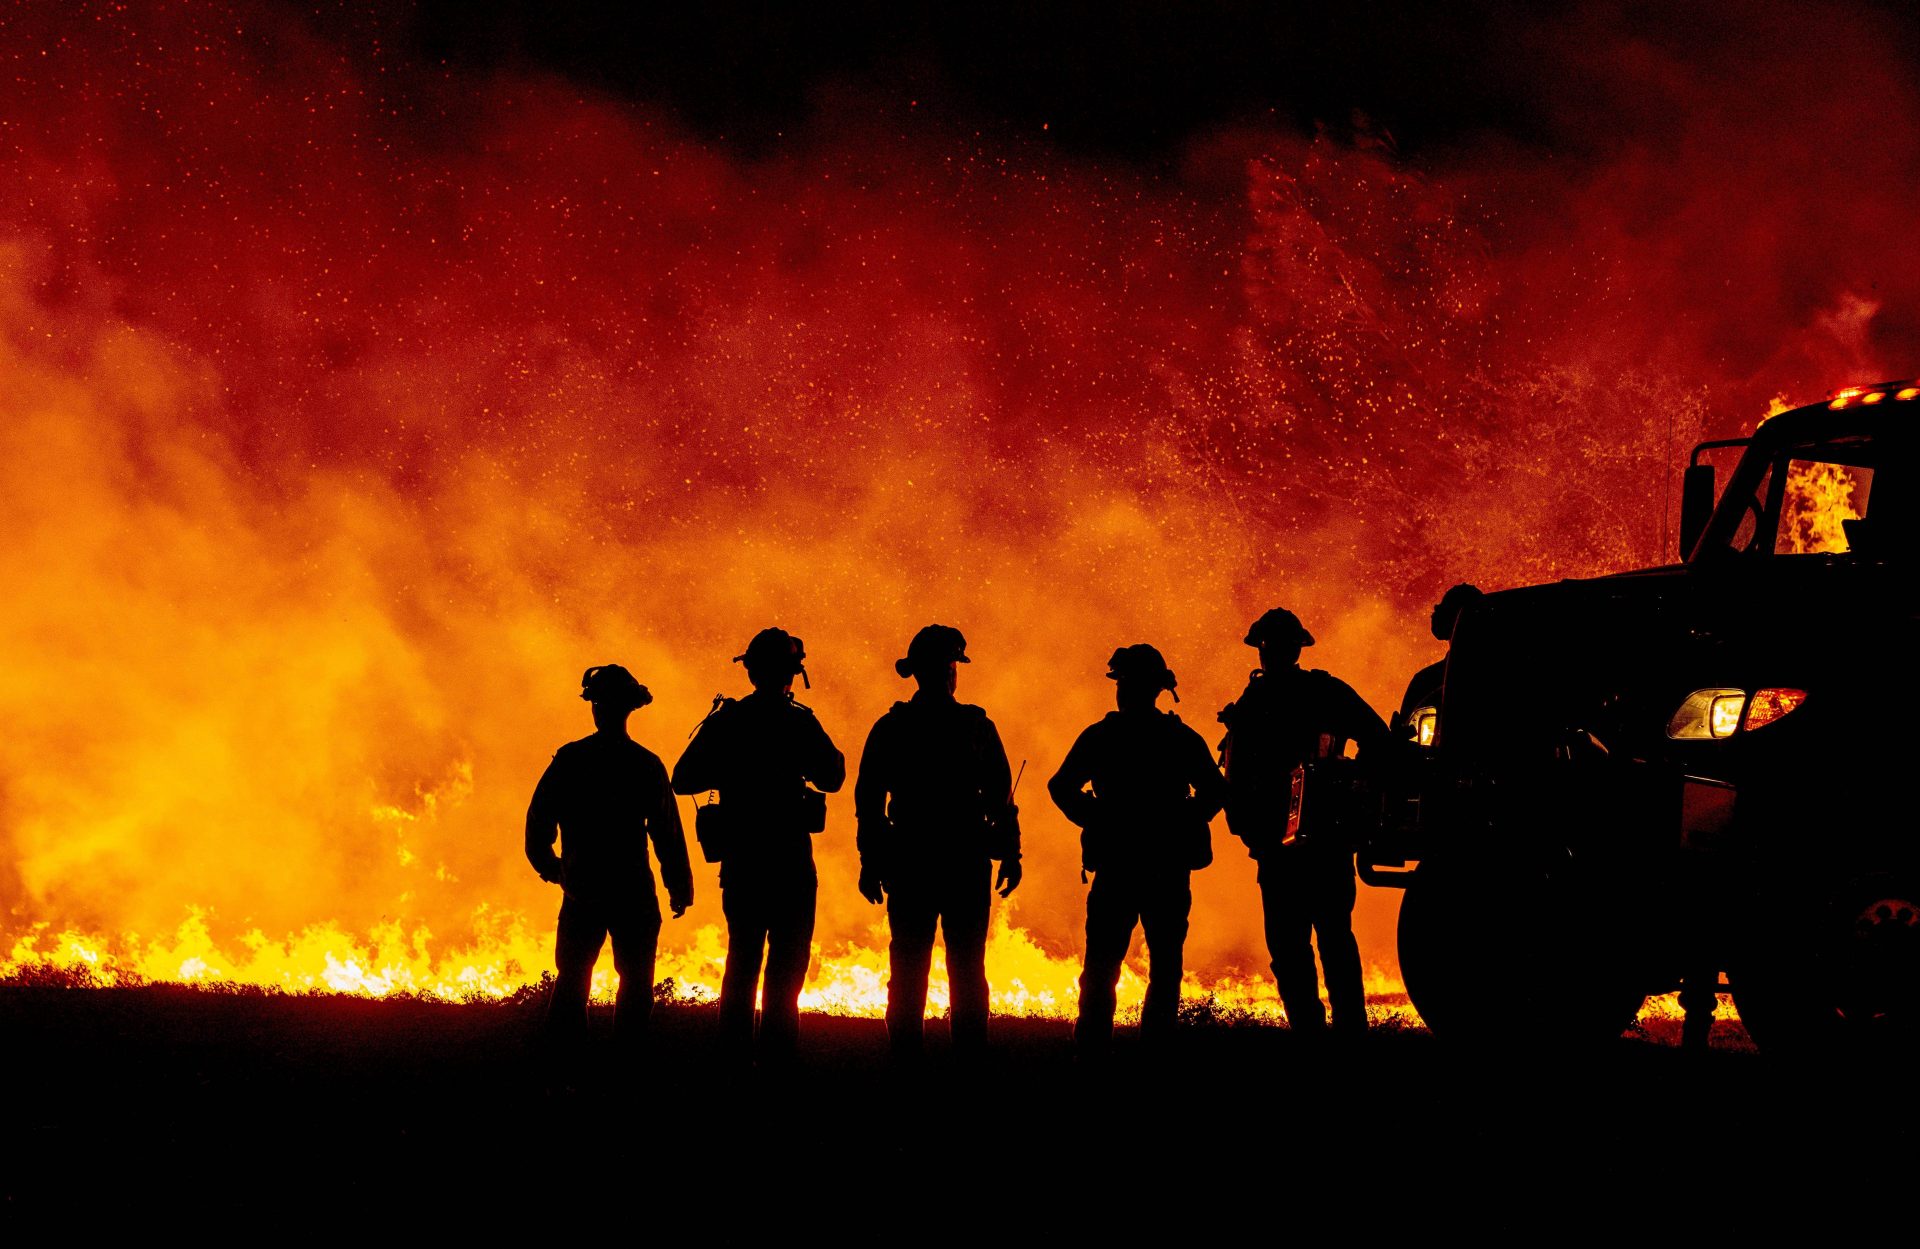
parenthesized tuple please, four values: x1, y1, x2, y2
(1350, 380, 1918, 1050)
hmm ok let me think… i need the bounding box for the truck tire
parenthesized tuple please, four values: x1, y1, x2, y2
(1399, 860, 1646, 1045)
(1731, 874, 1920, 1054)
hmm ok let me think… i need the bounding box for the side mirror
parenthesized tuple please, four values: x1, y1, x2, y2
(1679, 463, 1715, 559)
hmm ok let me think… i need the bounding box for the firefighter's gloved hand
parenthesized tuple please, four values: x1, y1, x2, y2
(668, 887, 693, 918)
(532, 856, 564, 886)
(858, 864, 887, 905)
(996, 857, 1023, 898)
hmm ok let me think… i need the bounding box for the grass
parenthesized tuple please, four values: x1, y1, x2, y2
(1, 978, 1910, 1235)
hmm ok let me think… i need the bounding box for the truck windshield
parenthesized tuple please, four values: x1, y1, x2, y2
(1774, 456, 1872, 554)
(1704, 430, 1906, 561)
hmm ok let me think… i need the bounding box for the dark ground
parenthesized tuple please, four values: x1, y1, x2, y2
(2, 984, 1912, 1237)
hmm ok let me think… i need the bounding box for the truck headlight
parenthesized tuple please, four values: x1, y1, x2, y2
(1666, 687, 1808, 739)
(1410, 705, 1438, 748)
(1667, 688, 1747, 739)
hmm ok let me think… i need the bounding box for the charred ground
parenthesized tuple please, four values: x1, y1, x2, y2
(3, 984, 1909, 1234)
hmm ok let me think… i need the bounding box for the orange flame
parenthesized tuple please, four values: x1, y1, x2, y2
(2, 909, 1418, 1027)
(1779, 458, 1869, 554)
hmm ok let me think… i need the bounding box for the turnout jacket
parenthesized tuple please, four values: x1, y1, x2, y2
(855, 690, 1019, 868)
(526, 730, 694, 906)
(1048, 708, 1227, 873)
(671, 690, 845, 865)
(1217, 665, 1389, 857)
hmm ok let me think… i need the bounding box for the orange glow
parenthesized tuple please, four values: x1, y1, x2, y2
(1897, 388, 1919, 401)
(1743, 687, 1808, 731)
(0, 3, 1905, 1033)
(1861, 390, 1885, 404)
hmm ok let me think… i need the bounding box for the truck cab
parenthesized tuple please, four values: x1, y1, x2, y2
(1363, 381, 1919, 1049)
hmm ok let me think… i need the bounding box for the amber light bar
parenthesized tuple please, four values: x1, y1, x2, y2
(1828, 378, 1919, 409)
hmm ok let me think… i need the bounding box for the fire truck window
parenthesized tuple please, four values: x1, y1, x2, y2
(1774, 458, 1874, 555)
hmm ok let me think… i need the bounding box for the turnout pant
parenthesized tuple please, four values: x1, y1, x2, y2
(1258, 847, 1366, 1032)
(1077, 866, 1192, 1051)
(548, 890, 662, 1046)
(719, 861, 818, 1062)
(886, 857, 992, 1057)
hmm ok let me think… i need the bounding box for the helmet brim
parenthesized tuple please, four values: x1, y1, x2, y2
(896, 653, 969, 677)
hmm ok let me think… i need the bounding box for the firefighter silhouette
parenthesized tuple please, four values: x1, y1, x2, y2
(854, 624, 1021, 1060)
(671, 628, 845, 1065)
(1219, 608, 1391, 1035)
(526, 664, 694, 1055)
(1049, 644, 1226, 1054)
(1395, 583, 1483, 739)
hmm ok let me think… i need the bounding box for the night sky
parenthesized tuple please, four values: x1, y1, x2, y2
(395, 1, 1920, 159)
